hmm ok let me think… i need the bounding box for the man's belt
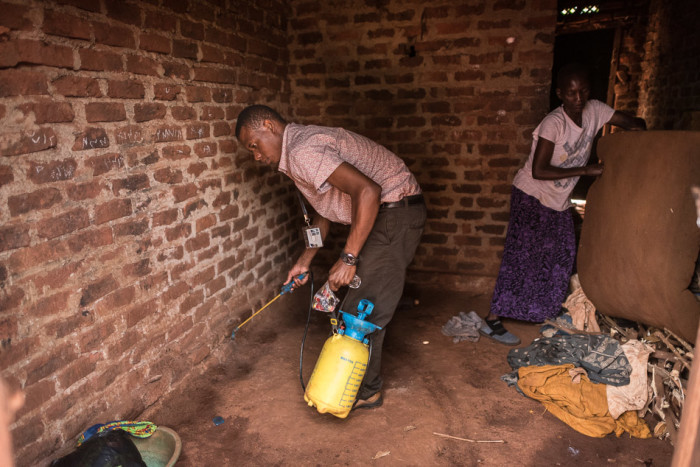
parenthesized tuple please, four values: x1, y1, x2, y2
(380, 194, 424, 209)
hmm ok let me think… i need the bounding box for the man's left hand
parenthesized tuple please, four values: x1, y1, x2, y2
(328, 260, 356, 291)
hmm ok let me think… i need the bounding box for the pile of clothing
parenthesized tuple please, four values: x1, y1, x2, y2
(502, 286, 654, 439)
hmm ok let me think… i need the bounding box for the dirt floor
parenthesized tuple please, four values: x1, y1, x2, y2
(145, 287, 675, 466)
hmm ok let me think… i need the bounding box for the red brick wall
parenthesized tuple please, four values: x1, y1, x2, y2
(0, 1, 294, 464)
(287, 0, 557, 291)
(640, 0, 700, 129)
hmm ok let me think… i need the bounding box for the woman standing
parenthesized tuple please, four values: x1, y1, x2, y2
(480, 63, 646, 345)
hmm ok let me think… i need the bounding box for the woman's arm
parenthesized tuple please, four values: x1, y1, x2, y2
(531, 137, 604, 180)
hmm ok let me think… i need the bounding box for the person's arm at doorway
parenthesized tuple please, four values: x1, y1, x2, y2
(608, 111, 646, 131)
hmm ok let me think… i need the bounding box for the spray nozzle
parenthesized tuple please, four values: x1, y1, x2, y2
(281, 272, 308, 295)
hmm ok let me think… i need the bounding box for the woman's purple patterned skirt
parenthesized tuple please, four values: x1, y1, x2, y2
(489, 186, 576, 322)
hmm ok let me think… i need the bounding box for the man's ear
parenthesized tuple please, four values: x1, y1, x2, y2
(263, 119, 278, 134)
(555, 87, 562, 101)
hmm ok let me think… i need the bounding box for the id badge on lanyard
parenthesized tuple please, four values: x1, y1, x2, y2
(297, 191, 323, 249)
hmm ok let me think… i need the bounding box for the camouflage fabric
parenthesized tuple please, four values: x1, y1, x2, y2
(507, 334, 631, 386)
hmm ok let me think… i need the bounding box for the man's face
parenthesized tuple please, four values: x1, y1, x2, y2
(238, 120, 283, 168)
(556, 75, 591, 122)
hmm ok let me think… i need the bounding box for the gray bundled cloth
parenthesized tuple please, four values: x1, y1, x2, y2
(441, 311, 483, 343)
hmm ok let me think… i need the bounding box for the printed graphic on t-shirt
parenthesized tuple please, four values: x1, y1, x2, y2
(553, 127, 597, 190)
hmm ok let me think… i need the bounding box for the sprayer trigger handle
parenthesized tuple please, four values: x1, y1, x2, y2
(280, 272, 308, 295)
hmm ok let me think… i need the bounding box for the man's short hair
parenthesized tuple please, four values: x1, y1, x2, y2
(556, 63, 591, 90)
(235, 105, 287, 138)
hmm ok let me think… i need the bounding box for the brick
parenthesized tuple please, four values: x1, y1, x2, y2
(185, 86, 211, 103)
(193, 66, 236, 84)
(173, 40, 198, 60)
(154, 83, 180, 100)
(105, 0, 142, 26)
(193, 266, 215, 286)
(4, 39, 74, 68)
(161, 144, 190, 160)
(0, 1, 32, 30)
(55, 0, 100, 12)
(127, 299, 156, 326)
(36, 208, 89, 240)
(153, 208, 178, 227)
(163, 281, 188, 303)
(171, 106, 196, 120)
(73, 127, 110, 151)
(194, 142, 216, 157)
(8, 187, 62, 216)
(139, 32, 171, 54)
(107, 79, 145, 99)
(18, 101, 75, 123)
(58, 354, 98, 390)
(200, 106, 225, 120)
(67, 226, 113, 253)
(0, 70, 48, 97)
(96, 285, 136, 313)
(163, 61, 190, 79)
(173, 183, 197, 203)
(26, 290, 71, 320)
(79, 318, 116, 352)
(95, 198, 132, 224)
(180, 19, 204, 40)
(52, 75, 102, 97)
(43, 9, 91, 39)
(113, 218, 148, 237)
(85, 102, 126, 122)
(154, 126, 183, 143)
(186, 123, 210, 140)
(201, 44, 225, 64)
(94, 22, 136, 48)
(134, 103, 166, 122)
(113, 125, 144, 146)
(179, 291, 203, 314)
(183, 199, 206, 218)
(21, 380, 57, 415)
(67, 180, 103, 201)
(154, 167, 183, 184)
(122, 258, 151, 278)
(188, 162, 207, 177)
(455, 70, 486, 81)
(126, 54, 159, 76)
(1, 128, 57, 156)
(27, 158, 77, 184)
(0, 314, 18, 341)
(0, 225, 29, 252)
(80, 275, 118, 307)
(79, 48, 123, 71)
(144, 11, 177, 32)
(111, 174, 150, 194)
(0, 164, 13, 187)
(212, 121, 231, 136)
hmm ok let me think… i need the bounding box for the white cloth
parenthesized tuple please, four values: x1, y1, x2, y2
(512, 99, 615, 211)
(606, 339, 653, 419)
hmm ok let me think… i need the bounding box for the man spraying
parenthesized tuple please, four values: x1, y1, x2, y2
(235, 105, 426, 410)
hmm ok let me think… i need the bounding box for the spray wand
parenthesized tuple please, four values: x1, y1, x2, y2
(231, 272, 307, 340)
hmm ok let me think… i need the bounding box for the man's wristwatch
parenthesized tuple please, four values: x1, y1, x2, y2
(340, 252, 358, 266)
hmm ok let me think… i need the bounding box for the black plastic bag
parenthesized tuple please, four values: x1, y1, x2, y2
(51, 429, 147, 467)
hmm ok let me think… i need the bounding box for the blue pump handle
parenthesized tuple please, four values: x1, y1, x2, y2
(280, 272, 307, 295)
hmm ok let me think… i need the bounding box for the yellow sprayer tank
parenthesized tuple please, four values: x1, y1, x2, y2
(303, 300, 381, 419)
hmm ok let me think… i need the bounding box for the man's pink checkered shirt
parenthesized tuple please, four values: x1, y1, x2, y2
(278, 123, 421, 225)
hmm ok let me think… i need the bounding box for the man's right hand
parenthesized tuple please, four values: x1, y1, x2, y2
(286, 263, 310, 289)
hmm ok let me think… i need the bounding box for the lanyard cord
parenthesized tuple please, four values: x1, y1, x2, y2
(296, 191, 312, 227)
